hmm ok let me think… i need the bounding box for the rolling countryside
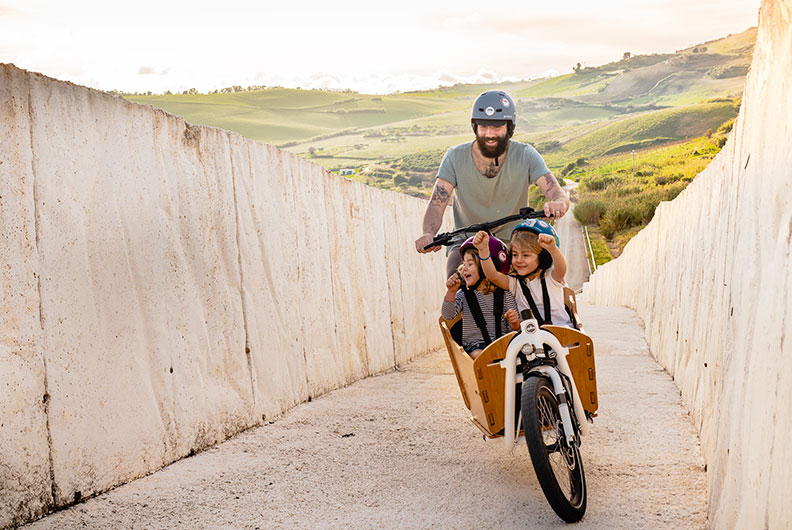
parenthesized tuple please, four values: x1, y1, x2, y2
(124, 27, 755, 256)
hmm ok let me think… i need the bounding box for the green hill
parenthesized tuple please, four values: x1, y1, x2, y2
(123, 27, 755, 195)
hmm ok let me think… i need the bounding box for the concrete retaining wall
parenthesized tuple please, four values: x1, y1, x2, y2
(584, 0, 791, 527)
(0, 65, 447, 527)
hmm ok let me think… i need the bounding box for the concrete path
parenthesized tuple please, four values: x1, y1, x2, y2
(25, 303, 707, 530)
(556, 185, 590, 292)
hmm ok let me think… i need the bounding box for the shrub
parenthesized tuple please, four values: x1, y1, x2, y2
(573, 199, 607, 226)
(560, 162, 576, 177)
(617, 185, 644, 196)
(535, 140, 562, 152)
(581, 174, 620, 191)
(718, 119, 734, 134)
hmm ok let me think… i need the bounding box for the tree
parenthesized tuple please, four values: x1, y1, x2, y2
(623, 52, 632, 60)
(573, 62, 582, 73)
(308, 147, 317, 157)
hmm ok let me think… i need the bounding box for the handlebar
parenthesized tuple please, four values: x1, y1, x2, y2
(423, 207, 551, 251)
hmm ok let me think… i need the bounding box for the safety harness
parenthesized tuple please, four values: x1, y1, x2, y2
(518, 276, 552, 326)
(462, 284, 505, 346)
(517, 274, 578, 329)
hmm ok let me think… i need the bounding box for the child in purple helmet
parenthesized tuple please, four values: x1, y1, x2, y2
(472, 219, 574, 328)
(442, 235, 521, 359)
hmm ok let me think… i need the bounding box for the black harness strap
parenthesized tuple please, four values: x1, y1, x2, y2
(463, 288, 506, 346)
(518, 276, 552, 326)
(463, 289, 491, 344)
(494, 288, 504, 338)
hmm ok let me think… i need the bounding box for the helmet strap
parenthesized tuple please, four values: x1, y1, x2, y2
(461, 277, 483, 292)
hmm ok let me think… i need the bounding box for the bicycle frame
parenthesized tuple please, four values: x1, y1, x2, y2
(501, 318, 590, 451)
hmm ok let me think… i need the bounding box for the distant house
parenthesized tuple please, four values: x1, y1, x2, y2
(339, 169, 355, 176)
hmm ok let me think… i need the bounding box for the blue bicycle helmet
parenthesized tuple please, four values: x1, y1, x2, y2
(512, 219, 560, 246)
(512, 219, 560, 271)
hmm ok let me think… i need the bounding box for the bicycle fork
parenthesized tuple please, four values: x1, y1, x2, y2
(502, 320, 590, 452)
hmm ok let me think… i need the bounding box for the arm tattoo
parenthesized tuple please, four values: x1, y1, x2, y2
(540, 173, 565, 201)
(430, 184, 451, 206)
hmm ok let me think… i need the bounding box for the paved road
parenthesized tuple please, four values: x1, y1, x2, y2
(26, 304, 707, 530)
(556, 184, 590, 292)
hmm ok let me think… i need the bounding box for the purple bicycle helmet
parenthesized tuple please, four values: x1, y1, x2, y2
(459, 235, 511, 274)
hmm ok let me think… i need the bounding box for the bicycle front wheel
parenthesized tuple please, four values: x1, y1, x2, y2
(522, 375, 586, 523)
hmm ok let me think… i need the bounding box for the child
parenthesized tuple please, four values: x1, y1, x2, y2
(442, 236, 520, 359)
(472, 219, 575, 328)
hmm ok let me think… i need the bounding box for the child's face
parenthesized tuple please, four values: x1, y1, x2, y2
(460, 253, 481, 287)
(510, 243, 539, 276)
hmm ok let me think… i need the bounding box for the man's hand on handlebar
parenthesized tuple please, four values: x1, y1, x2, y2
(543, 200, 568, 219)
(415, 233, 441, 253)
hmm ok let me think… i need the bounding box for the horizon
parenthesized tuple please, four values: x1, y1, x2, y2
(1, 0, 760, 95)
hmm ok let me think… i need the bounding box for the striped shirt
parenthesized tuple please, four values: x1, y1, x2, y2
(442, 289, 517, 351)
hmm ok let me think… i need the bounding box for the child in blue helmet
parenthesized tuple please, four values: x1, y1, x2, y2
(472, 219, 574, 328)
(442, 235, 521, 359)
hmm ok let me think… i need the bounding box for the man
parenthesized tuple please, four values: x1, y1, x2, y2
(414, 90, 570, 277)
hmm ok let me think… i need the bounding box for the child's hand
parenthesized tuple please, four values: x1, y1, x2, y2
(538, 233, 556, 250)
(505, 309, 520, 330)
(446, 272, 462, 293)
(472, 230, 489, 253)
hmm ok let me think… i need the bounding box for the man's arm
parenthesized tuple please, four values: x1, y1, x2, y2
(415, 178, 454, 253)
(535, 172, 570, 218)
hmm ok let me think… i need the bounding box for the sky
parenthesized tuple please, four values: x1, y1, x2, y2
(0, 0, 761, 95)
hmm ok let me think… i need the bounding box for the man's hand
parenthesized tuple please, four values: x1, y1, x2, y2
(472, 230, 490, 254)
(536, 172, 570, 219)
(417, 178, 454, 254)
(538, 233, 557, 250)
(543, 200, 569, 219)
(505, 309, 520, 330)
(416, 234, 440, 253)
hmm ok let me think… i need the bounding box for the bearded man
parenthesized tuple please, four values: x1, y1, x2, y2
(415, 90, 570, 277)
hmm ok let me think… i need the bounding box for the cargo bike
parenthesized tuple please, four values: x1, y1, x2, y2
(426, 207, 599, 523)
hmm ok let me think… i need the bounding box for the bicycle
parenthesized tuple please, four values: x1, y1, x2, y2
(434, 207, 597, 523)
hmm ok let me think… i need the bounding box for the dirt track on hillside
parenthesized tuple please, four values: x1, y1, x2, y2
(26, 303, 707, 530)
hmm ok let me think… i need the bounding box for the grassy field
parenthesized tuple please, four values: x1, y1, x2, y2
(570, 121, 733, 256)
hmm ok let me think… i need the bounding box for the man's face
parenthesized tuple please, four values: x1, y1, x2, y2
(475, 122, 509, 159)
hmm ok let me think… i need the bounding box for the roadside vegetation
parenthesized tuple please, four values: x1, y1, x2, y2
(570, 117, 734, 259)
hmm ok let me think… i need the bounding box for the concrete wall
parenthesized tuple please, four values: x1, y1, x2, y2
(0, 65, 447, 527)
(585, 0, 791, 527)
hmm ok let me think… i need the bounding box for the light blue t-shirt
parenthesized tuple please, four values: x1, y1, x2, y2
(437, 140, 550, 242)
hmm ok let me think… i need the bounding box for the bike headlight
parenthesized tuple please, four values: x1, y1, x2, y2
(521, 343, 536, 362)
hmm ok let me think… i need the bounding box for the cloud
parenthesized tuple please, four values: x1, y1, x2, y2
(138, 66, 169, 75)
(0, 5, 23, 16)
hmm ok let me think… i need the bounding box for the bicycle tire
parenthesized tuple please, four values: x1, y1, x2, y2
(522, 375, 587, 523)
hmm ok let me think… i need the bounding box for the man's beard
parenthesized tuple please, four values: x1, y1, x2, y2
(475, 133, 509, 159)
